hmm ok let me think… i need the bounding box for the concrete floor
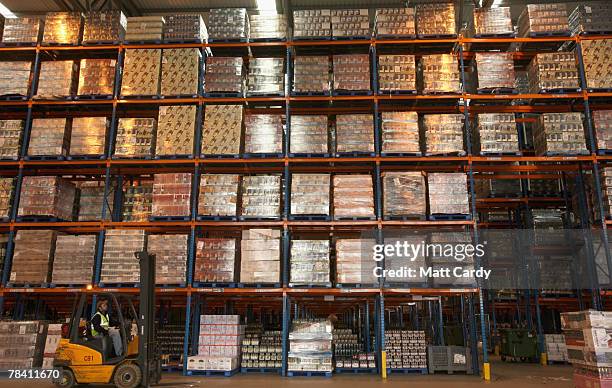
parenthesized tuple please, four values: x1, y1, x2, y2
(2, 359, 573, 388)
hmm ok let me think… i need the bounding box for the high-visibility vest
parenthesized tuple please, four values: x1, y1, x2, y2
(91, 311, 109, 336)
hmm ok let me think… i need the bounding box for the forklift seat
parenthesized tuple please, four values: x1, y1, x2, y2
(85, 322, 113, 360)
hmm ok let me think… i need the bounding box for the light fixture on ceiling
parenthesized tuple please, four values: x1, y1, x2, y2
(256, 0, 277, 15)
(0, 1, 17, 18)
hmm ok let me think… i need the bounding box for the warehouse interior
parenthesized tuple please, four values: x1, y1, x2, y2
(0, 0, 610, 387)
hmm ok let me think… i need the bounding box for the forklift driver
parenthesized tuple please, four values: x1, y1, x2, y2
(91, 299, 123, 357)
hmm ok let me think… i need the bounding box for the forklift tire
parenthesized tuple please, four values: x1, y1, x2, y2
(55, 368, 76, 388)
(113, 363, 142, 388)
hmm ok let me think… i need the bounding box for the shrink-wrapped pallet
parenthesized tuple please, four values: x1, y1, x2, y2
(77, 58, 116, 96)
(163, 14, 207, 42)
(208, 8, 249, 41)
(293, 9, 331, 39)
(100, 229, 145, 284)
(194, 238, 236, 283)
(288, 319, 333, 372)
(381, 111, 419, 154)
(151, 173, 192, 217)
(70, 117, 107, 156)
(51, 235, 96, 285)
(201, 104, 242, 155)
(247, 57, 284, 95)
(533, 113, 588, 155)
(518, 3, 569, 37)
(2, 17, 41, 44)
(428, 173, 469, 215)
(581, 39, 612, 90)
(148, 234, 188, 284)
(475, 113, 519, 154)
(416, 3, 456, 37)
(121, 49, 161, 96)
(594, 110, 612, 151)
(28, 118, 69, 157)
(293, 56, 330, 94)
(423, 114, 464, 155)
(122, 184, 152, 222)
(333, 175, 374, 219)
(422, 54, 461, 94)
(570, 2, 612, 35)
(527, 53, 579, 92)
(0, 177, 13, 218)
(240, 229, 280, 284)
(240, 175, 281, 218)
(35, 60, 76, 98)
(42, 12, 82, 45)
(0, 321, 47, 369)
(188, 315, 243, 372)
(249, 14, 287, 40)
(333, 54, 370, 92)
(161, 48, 200, 96)
(475, 53, 515, 91)
(382, 172, 426, 217)
(19, 176, 75, 220)
(198, 174, 239, 217)
(0, 61, 31, 97)
(290, 240, 330, 286)
(83, 10, 126, 43)
(473, 7, 513, 36)
(290, 173, 330, 216)
(0, 120, 23, 159)
(378, 55, 416, 92)
(336, 114, 374, 154)
(290, 115, 328, 154)
(336, 239, 377, 285)
(155, 105, 196, 156)
(125, 16, 164, 41)
(331, 9, 370, 38)
(244, 114, 282, 154)
(77, 181, 112, 221)
(11, 230, 56, 285)
(114, 118, 156, 158)
(204, 57, 244, 94)
(375, 7, 415, 37)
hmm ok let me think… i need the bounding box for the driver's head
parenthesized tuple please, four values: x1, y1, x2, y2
(97, 299, 109, 313)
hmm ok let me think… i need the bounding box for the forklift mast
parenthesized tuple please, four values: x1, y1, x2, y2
(137, 251, 160, 386)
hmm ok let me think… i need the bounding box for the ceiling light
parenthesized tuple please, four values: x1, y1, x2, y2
(0, 1, 17, 18)
(256, 0, 277, 14)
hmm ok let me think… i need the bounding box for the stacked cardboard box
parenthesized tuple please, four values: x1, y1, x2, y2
(0, 177, 12, 218)
(290, 240, 331, 286)
(594, 110, 612, 150)
(527, 53, 579, 92)
(378, 55, 416, 92)
(336, 239, 377, 285)
(545, 334, 569, 362)
(201, 104, 242, 155)
(518, 3, 569, 37)
(122, 184, 153, 222)
(151, 173, 191, 217)
(600, 168, 612, 218)
(333, 175, 374, 219)
(42, 12, 82, 45)
(77, 181, 112, 221)
(336, 114, 374, 154)
(385, 330, 427, 369)
(475, 53, 515, 91)
(570, 2, 612, 35)
(240, 229, 280, 284)
(51, 234, 96, 285)
(533, 113, 587, 155)
(155, 105, 196, 156)
(290, 173, 330, 216)
(244, 114, 283, 154)
(293, 56, 330, 94)
(375, 8, 415, 37)
(476, 113, 519, 154)
(581, 39, 612, 90)
(161, 48, 200, 96)
(148, 234, 188, 284)
(208, 8, 249, 41)
(331, 9, 370, 38)
(42, 324, 62, 369)
(249, 14, 287, 40)
(114, 118, 156, 158)
(83, 10, 126, 43)
(205, 57, 244, 94)
(333, 54, 370, 92)
(195, 238, 236, 283)
(187, 315, 243, 372)
(77, 58, 116, 96)
(0, 61, 31, 97)
(0, 321, 47, 369)
(473, 7, 513, 36)
(2, 17, 42, 44)
(0, 120, 23, 159)
(422, 54, 461, 94)
(198, 174, 240, 217)
(70, 117, 107, 156)
(35, 60, 75, 98)
(11, 230, 56, 284)
(247, 57, 284, 95)
(163, 14, 207, 42)
(241, 328, 282, 369)
(416, 3, 455, 37)
(424, 114, 464, 155)
(288, 319, 333, 372)
(382, 172, 426, 217)
(381, 111, 419, 154)
(428, 173, 469, 215)
(100, 229, 145, 284)
(240, 175, 281, 218)
(125, 16, 164, 41)
(293, 10, 331, 39)
(121, 49, 161, 96)
(18, 176, 75, 220)
(290, 115, 328, 154)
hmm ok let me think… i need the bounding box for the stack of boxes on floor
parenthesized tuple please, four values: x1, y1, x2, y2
(385, 330, 427, 370)
(545, 334, 569, 363)
(241, 326, 282, 369)
(288, 319, 333, 373)
(333, 328, 375, 370)
(42, 324, 63, 368)
(0, 321, 47, 369)
(188, 315, 243, 372)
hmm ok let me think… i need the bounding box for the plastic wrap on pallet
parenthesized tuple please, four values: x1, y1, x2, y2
(333, 54, 370, 92)
(378, 55, 416, 92)
(382, 172, 426, 217)
(289, 319, 333, 372)
(386, 331, 427, 369)
(291, 173, 330, 216)
(42, 324, 62, 368)
(51, 234, 95, 285)
(240, 229, 280, 283)
(249, 14, 287, 40)
(77, 181, 112, 221)
(208, 8, 249, 41)
(2, 17, 42, 44)
(569, 2, 612, 35)
(28, 118, 69, 157)
(594, 110, 612, 150)
(336, 239, 376, 284)
(476, 113, 519, 154)
(188, 315, 243, 371)
(42, 12, 82, 45)
(293, 56, 330, 94)
(121, 49, 161, 96)
(156, 105, 196, 156)
(77, 58, 116, 96)
(83, 10, 126, 43)
(0, 120, 23, 159)
(152, 173, 192, 217)
(533, 113, 587, 155)
(0, 321, 47, 369)
(70, 117, 106, 156)
(290, 115, 328, 154)
(518, 3, 569, 37)
(240, 175, 281, 218)
(125, 16, 164, 41)
(35, 60, 76, 98)
(423, 114, 464, 155)
(198, 174, 239, 217)
(163, 14, 207, 42)
(195, 238, 236, 283)
(122, 183, 152, 222)
(161, 48, 200, 96)
(247, 57, 284, 95)
(473, 7, 513, 35)
(0, 177, 13, 218)
(336, 114, 374, 153)
(148, 234, 187, 284)
(11, 230, 56, 285)
(204, 57, 244, 94)
(201, 104, 242, 155)
(293, 9, 331, 39)
(527, 52, 579, 92)
(375, 7, 415, 37)
(381, 111, 419, 154)
(290, 240, 330, 286)
(331, 9, 370, 38)
(428, 173, 469, 215)
(0, 61, 31, 97)
(416, 3, 456, 36)
(422, 54, 461, 94)
(244, 114, 282, 154)
(333, 174, 374, 218)
(114, 118, 156, 158)
(100, 229, 145, 284)
(581, 39, 612, 89)
(475, 52, 515, 90)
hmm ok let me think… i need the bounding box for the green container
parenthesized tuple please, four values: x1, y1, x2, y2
(499, 328, 538, 362)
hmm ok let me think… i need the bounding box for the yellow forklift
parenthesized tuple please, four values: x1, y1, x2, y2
(53, 252, 162, 387)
